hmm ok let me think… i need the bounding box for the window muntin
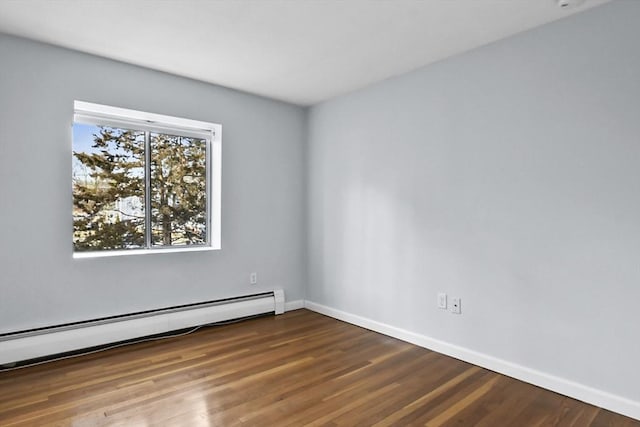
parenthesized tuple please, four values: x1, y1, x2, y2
(72, 102, 221, 257)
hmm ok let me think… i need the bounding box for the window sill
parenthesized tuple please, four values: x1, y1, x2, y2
(73, 245, 219, 259)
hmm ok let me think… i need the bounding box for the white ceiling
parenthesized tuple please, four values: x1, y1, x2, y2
(0, 0, 611, 106)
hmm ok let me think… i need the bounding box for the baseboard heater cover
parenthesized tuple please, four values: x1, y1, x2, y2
(0, 290, 285, 366)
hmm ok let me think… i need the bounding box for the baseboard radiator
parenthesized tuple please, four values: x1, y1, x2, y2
(0, 290, 285, 366)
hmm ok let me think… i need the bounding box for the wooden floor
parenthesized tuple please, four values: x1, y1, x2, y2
(0, 310, 638, 426)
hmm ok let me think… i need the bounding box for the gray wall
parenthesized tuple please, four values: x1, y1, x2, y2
(307, 0, 640, 402)
(0, 34, 307, 333)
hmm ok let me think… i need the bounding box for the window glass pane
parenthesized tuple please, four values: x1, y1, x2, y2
(72, 124, 146, 251)
(150, 133, 207, 247)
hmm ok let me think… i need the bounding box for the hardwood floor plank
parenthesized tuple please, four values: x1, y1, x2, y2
(372, 365, 482, 426)
(425, 373, 501, 426)
(0, 309, 637, 426)
(460, 379, 545, 426)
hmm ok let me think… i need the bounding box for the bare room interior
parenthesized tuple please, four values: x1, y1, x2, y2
(1, 0, 639, 425)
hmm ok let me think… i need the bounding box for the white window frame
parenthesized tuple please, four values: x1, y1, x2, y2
(72, 101, 221, 259)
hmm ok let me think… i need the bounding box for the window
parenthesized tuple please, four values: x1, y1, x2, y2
(72, 101, 221, 258)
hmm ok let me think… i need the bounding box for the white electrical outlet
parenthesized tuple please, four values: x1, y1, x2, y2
(250, 272, 257, 285)
(437, 293, 447, 309)
(450, 297, 461, 314)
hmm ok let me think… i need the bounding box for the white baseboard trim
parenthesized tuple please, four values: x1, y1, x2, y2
(304, 300, 640, 421)
(284, 300, 305, 311)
